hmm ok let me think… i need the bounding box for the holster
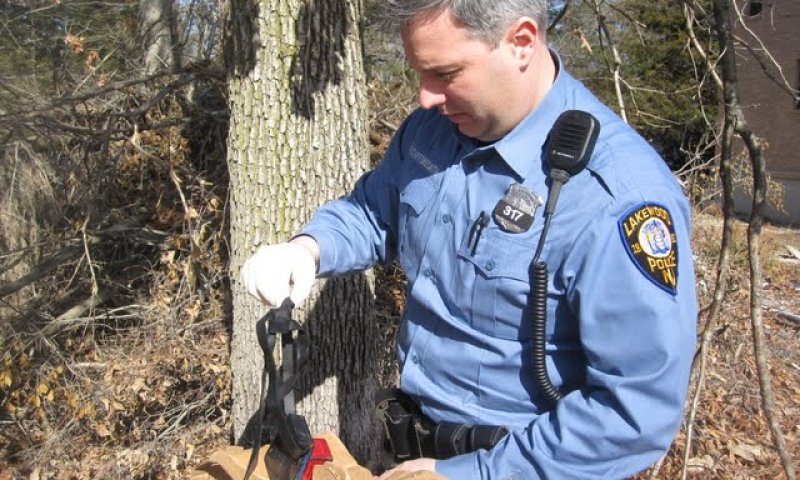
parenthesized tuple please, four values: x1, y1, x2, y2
(375, 389, 508, 461)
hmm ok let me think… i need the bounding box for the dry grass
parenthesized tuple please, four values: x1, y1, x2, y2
(0, 76, 233, 479)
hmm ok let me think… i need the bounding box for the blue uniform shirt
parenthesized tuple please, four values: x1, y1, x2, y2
(301, 57, 697, 479)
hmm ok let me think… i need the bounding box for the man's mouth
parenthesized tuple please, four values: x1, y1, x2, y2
(443, 112, 469, 124)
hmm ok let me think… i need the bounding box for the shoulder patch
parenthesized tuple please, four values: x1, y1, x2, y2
(618, 202, 678, 295)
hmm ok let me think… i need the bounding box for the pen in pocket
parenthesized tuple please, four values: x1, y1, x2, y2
(467, 211, 489, 256)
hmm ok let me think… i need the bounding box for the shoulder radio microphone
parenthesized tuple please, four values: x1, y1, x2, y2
(531, 110, 600, 405)
(542, 110, 600, 216)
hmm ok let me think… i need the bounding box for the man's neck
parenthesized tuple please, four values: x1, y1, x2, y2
(521, 46, 558, 119)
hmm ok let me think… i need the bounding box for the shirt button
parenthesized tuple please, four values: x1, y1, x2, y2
(442, 214, 451, 224)
(423, 268, 432, 277)
(485, 260, 495, 271)
(412, 354, 419, 364)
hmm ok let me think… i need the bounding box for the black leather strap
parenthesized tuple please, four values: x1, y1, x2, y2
(244, 301, 312, 480)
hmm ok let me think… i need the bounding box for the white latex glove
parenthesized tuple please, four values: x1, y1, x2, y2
(240, 240, 318, 307)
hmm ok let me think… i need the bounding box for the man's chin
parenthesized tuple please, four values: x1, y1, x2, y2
(456, 121, 507, 143)
(455, 122, 482, 139)
(457, 125, 495, 143)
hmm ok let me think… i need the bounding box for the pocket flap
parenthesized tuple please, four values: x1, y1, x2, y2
(399, 178, 437, 215)
(457, 229, 533, 281)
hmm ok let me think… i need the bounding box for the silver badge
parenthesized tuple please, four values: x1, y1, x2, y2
(493, 183, 543, 233)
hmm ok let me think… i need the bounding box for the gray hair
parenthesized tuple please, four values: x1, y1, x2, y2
(381, 0, 549, 46)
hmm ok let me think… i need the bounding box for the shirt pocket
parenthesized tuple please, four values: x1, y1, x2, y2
(397, 178, 437, 277)
(456, 228, 539, 340)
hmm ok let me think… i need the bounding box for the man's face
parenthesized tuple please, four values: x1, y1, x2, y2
(401, 9, 519, 142)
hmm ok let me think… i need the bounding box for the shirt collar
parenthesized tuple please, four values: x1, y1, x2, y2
(493, 49, 573, 180)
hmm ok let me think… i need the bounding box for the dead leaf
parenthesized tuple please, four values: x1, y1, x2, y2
(94, 422, 113, 437)
(184, 207, 200, 220)
(130, 377, 146, 393)
(185, 442, 195, 461)
(576, 28, 593, 54)
(161, 250, 176, 265)
(687, 455, 715, 470)
(84, 50, 100, 71)
(730, 442, 765, 462)
(64, 33, 85, 54)
(185, 302, 201, 320)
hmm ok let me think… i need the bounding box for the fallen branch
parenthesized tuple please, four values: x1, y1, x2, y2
(41, 309, 146, 336)
(0, 244, 85, 299)
(44, 289, 116, 335)
(377, 118, 399, 133)
(156, 390, 215, 441)
(762, 298, 800, 327)
(0, 217, 171, 300)
(774, 310, 800, 327)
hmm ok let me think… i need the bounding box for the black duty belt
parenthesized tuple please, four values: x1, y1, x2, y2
(375, 388, 509, 461)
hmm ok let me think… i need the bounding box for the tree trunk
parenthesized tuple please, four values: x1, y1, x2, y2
(224, 0, 383, 467)
(140, 0, 178, 73)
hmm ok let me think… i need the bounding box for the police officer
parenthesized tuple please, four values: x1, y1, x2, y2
(240, 1, 697, 478)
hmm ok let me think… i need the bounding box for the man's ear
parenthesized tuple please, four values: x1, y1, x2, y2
(504, 17, 540, 64)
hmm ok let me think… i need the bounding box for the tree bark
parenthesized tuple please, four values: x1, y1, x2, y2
(224, 0, 384, 467)
(140, 0, 179, 74)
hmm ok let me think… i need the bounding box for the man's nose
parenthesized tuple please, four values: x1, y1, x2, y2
(418, 80, 445, 110)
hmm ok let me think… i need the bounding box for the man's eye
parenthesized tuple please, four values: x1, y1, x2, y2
(438, 70, 459, 82)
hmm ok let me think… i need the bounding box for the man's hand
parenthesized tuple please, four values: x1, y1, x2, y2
(240, 236, 319, 306)
(377, 458, 438, 480)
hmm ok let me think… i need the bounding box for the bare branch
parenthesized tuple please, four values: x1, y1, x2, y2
(0, 64, 221, 121)
(732, 33, 798, 99)
(683, 2, 724, 89)
(586, 0, 628, 123)
(678, 4, 737, 477)
(0, 218, 169, 300)
(548, 0, 571, 33)
(732, 5, 798, 98)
